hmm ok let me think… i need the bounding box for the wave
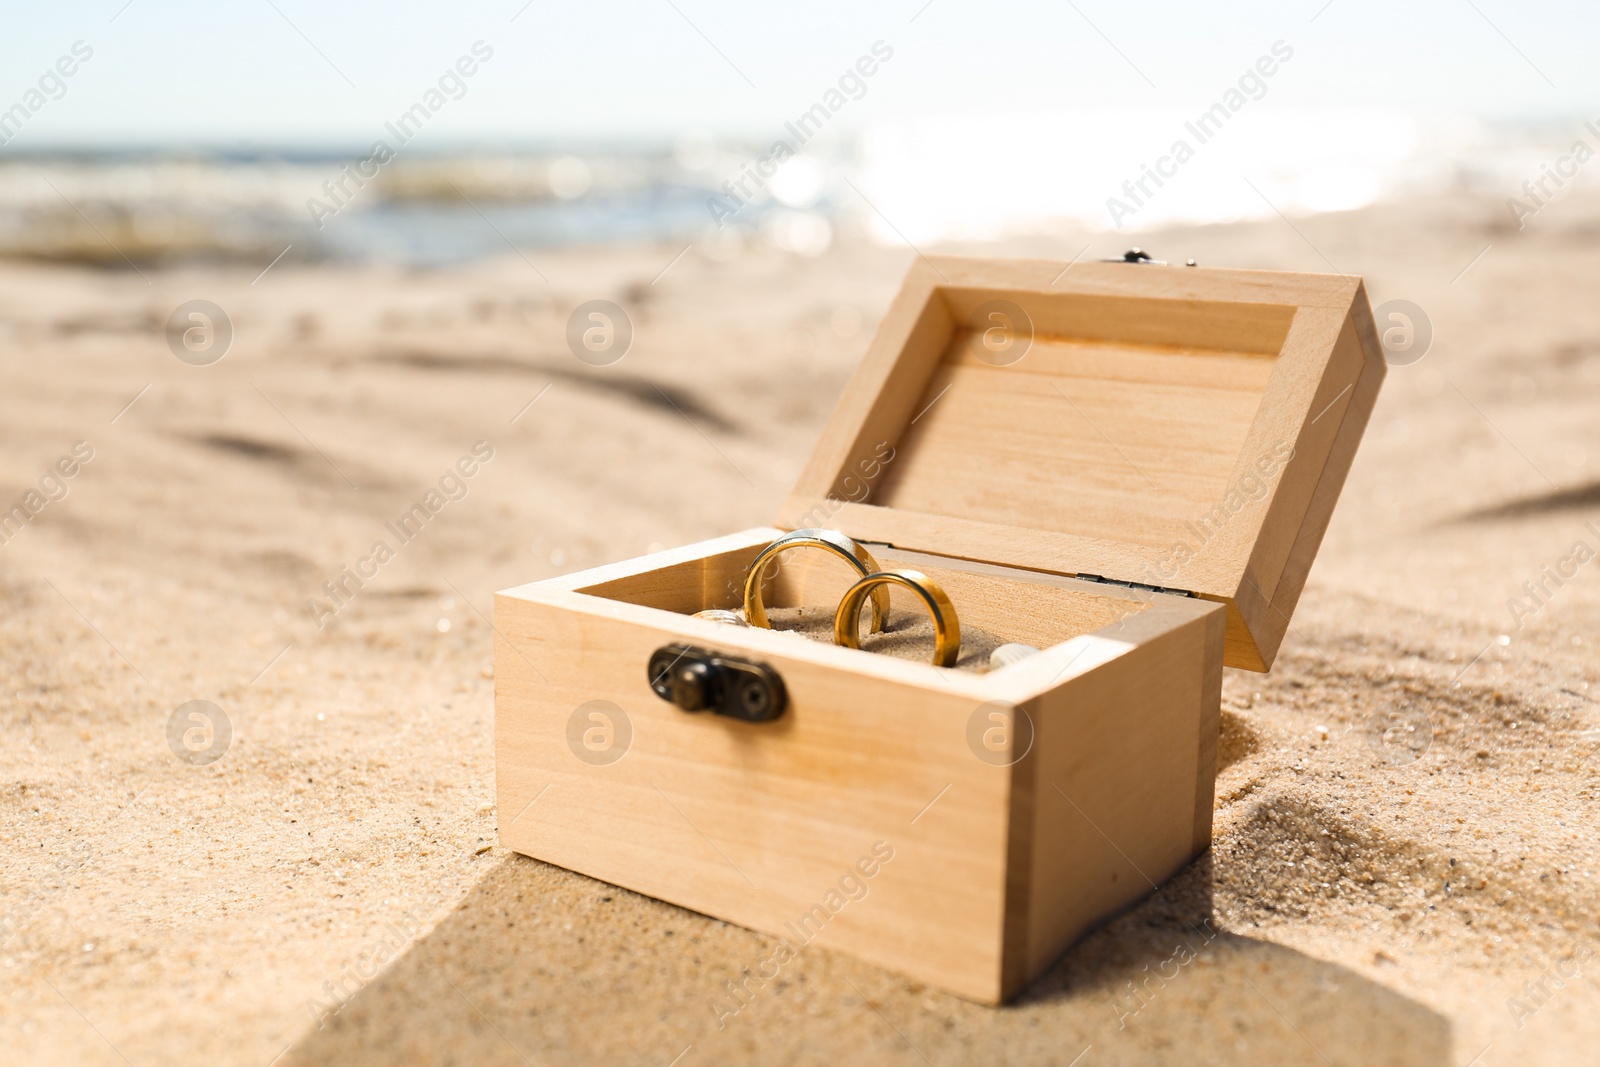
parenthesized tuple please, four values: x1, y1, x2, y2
(0, 112, 1588, 267)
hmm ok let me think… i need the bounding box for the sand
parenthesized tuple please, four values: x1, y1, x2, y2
(2, 190, 1598, 1066)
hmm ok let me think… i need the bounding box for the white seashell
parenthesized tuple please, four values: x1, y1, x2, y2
(989, 643, 1042, 670)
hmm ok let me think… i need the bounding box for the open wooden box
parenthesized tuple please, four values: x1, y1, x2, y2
(495, 255, 1385, 1003)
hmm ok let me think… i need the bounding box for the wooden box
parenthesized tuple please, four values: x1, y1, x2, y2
(494, 255, 1384, 1003)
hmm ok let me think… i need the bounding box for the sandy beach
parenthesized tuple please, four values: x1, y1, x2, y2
(2, 188, 1598, 1066)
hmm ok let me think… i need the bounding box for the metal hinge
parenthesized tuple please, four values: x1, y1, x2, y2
(854, 544, 1199, 599)
(1074, 573, 1197, 598)
(1102, 247, 1198, 267)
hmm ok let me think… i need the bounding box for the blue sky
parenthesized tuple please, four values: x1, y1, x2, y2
(2, 0, 1597, 149)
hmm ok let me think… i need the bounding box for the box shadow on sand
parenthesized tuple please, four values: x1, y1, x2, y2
(282, 845, 1450, 1066)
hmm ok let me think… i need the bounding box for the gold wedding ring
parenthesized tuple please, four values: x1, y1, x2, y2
(743, 529, 890, 632)
(833, 569, 961, 667)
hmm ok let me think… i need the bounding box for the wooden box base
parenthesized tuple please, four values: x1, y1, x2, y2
(495, 527, 1225, 1003)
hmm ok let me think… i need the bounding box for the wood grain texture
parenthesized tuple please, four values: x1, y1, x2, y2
(1191, 604, 1227, 856)
(1248, 295, 1387, 666)
(780, 254, 1384, 671)
(494, 588, 1013, 1001)
(496, 529, 1223, 1003)
(919, 255, 1364, 309)
(870, 337, 1276, 549)
(782, 270, 951, 521)
(1004, 599, 1226, 996)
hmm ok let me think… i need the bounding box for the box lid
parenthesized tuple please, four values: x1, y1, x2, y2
(781, 255, 1385, 672)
